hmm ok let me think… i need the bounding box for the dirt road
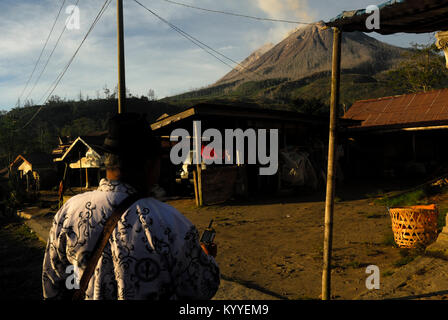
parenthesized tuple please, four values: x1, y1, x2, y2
(171, 192, 404, 300)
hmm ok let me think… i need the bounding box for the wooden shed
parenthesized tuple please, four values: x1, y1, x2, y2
(54, 132, 107, 189)
(151, 102, 357, 205)
(342, 88, 448, 178)
(9, 153, 57, 191)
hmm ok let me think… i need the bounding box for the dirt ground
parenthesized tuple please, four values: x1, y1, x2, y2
(6, 179, 448, 300)
(169, 180, 446, 300)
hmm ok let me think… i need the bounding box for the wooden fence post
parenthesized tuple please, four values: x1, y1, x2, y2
(322, 27, 342, 301)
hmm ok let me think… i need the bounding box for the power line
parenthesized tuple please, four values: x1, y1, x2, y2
(16, 0, 112, 132)
(133, 0, 264, 81)
(14, 0, 67, 108)
(158, 0, 314, 25)
(22, 0, 80, 106)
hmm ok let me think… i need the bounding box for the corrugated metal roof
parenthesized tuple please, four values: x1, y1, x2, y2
(326, 0, 448, 34)
(344, 88, 448, 130)
(151, 103, 359, 131)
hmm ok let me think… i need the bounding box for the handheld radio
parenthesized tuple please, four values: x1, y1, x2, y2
(200, 220, 216, 245)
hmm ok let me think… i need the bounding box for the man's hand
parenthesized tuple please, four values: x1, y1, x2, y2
(201, 242, 217, 258)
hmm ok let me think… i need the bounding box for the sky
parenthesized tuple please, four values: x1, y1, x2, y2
(0, 0, 437, 110)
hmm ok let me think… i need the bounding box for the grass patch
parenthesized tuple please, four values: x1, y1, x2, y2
(375, 188, 427, 207)
(382, 231, 396, 247)
(366, 190, 385, 199)
(381, 270, 394, 277)
(367, 214, 384, 219)
(344, 261, 370, 269)
(393, 247, 424, 268)
(394, 255, 416, 267)
(437, 206, 448, 232)
(0, 217, 45, 299)
(375, 184, 444, 208)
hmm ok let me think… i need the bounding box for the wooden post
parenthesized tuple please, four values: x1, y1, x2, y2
(79, 151, 83, 191)
(193, 121, 203, 206)
(193, 169, 199, 207)
(117, 0, 126, 114)
(26, 172, 30, 193)
(85, 168, 89, 189)
(322, 27, 342, 301)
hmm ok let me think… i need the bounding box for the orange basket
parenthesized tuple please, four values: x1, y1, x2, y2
(388, 204, 439, 248)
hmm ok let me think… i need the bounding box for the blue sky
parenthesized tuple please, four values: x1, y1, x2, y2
(0, 0, 436, 110)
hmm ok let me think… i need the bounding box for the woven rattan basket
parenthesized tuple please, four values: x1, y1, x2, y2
(388, 204, 439, 249)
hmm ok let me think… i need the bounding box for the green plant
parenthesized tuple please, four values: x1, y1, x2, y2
(383, 231, 396, 247)
(394, 247, 424, 267)
(381, 270, 394, 277)
(376, 188, 427, 207)
(437, 207, 448, 232)
(6, 172, 27, 209)
(394, 255, 415, 267)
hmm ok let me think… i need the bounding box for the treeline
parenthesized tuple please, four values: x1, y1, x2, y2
(0, 96, 184, 168)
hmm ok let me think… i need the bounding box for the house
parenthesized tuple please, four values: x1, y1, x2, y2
(151, 102, 357, 204)
(9, 152, 57, 191)
(51, 136, 75, 159)
(54, 131, 107, 188)
(342, 88, 448, 178)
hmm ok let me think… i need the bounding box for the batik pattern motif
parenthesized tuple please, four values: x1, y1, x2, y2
(42, 179, 220, 300)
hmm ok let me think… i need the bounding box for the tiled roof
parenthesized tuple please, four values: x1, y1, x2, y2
(344, 88, 448, 130)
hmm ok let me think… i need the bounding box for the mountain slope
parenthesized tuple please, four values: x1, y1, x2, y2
(217, 21, 406, 85)
(166, 21, 409, 107)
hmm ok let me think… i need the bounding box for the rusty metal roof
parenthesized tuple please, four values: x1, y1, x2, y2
(344, 88, 448, 131)
(326, 0, 448, 34)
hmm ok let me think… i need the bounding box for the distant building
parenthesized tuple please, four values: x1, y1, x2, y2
(53, 131, 107, 188)
(151, 102, 357, 204)
(343, 88, 448, 178)
(9, 153, 57, 191)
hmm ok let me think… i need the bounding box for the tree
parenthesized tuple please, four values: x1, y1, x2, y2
(387, 43, 448, 93)
(61, 117, 99, 137)
(290, 97, 329, 116)
(147, 89, 156, 101)
(103, 84, 111, 99)
(47, 95, 63, 105)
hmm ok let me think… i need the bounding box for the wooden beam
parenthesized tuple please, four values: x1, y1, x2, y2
(117, 0, 126, 114)
(322, 27, 342, 301)
(193, 169, 199, 207)
(193, 121, 203, 206)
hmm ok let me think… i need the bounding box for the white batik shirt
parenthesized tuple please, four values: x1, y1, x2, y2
(42, 179, 220, 300)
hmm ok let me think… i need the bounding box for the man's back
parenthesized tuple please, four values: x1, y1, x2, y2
(42, 179, 220, 300)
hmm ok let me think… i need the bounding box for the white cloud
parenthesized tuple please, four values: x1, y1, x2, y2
(254, 0, 317, 43)
(255, 0, 316, 21)
(0, 0, 432, 110)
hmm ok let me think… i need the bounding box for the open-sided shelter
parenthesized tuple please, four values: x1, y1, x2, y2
(321, 0, 448, 299)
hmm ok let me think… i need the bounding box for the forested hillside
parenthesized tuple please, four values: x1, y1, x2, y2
(0, 97, 183, 167)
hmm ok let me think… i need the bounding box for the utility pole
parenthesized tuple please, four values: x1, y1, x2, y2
(322, 27, 342, 301)
(117, 0, 126, 114)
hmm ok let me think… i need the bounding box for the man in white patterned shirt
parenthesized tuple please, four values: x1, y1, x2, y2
(42, 113, 219, 300)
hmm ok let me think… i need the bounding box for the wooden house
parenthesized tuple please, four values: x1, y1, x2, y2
(9, 153, 56, 191)
(343, 88, 448, 178)
(151, 103, 357, 205)
(53, 131, 107, 188)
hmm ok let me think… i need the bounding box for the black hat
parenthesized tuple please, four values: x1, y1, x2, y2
(100, 113, 160, 157)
